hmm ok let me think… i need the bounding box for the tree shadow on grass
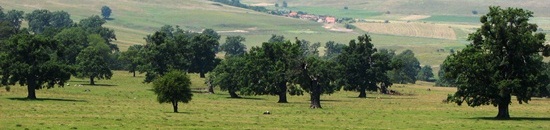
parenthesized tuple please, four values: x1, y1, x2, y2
(7, 97, 87, 102)
(346, 96, 417, 100)
(82, 84, 117, 87)
(468, 117, 550, 121)
(164, 112, 191, 114)
(225, 97, 264, 100)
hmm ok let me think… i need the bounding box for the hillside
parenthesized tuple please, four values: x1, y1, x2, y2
(0, 0, 338, 50)
(243, 0, 550, 17)
(3, 0, 549, 67)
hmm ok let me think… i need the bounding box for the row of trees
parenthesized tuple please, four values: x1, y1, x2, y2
(207, 34, 425, 108)
(0, 8, 118, 99)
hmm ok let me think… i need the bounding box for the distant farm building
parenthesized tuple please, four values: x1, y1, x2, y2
(288, 11, 298, 17)
(325, 16, 336, 24)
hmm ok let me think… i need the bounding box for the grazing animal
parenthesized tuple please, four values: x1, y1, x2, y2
(263, 111, 271, 115)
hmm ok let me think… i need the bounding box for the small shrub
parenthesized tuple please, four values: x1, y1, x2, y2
(345, 23, 356, 29)
(344, 6, 348, 10)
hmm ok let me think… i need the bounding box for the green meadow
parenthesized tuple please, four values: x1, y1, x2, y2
(1, 71, 549, 129)
(1, 0, 550, 129)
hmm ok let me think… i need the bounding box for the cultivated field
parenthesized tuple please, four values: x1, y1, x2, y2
(353, 22, 457, 40)
(1, 71, 549, 129)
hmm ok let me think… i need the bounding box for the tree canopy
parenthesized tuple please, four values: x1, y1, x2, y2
(337, 34, 380, 98)
(140, 25, 193, 82)
(120, 44, 144, 77)
(188, 29, 221, 78)
(0, 33, 71, 99)
(101, 6, 112, 19)
(220, 36, 246, 58)
(295, 56, 339, 108)
(152, 70, 193, 113)
(75, 34, 113, 85)
(209, 56, 247, 98)
(444, 6, 549, 119)
(389, 50, 420, 84)
(417, 65, 434, 82)
(241, 38, 302, 103)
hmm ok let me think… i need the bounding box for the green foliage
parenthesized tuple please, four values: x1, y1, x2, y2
(299, 39, 321, 57)
(417, 65, 434, 82)
(282, 1, 288, 8)
(220, 36, 247, 58)
(268, 34, 285, 43)
(295, 56, 339, 108)
(0, 33, 71, 99)
(240, 38, 302, 103)
(54, 27, 88, 65)
(389, 50, 420, 84)
(140, 25, 193, 83)
(119, 44, 144, 77)
(323, 41, 345, 60)
(209, 56, 247, 98)
(337, 34, 389, 97)
(101, 6, 112, 19)
(78, 15, 118, 51)
(25, 10, 73, 34)
(443, 6, 549, 119)
(75, 34, 113, 85)
(211, 0, 268, 12)
(435, 63, 455, 87)
(152, 70, 193, 113)
(0, 9, 24, 39)
(188, 29, 221, 78)
(371, 49, 395, 94)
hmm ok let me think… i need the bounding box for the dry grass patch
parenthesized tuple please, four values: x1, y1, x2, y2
(400, 15, 431, 21)
(354, 22, 457, 40)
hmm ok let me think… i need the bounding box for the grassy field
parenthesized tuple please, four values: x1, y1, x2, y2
(1, 71, 549, 129)
(421, 15, 481, 24)
(353, 22, 457, 40)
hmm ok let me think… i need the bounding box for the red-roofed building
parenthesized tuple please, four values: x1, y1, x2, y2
(325, 16, 336, 23)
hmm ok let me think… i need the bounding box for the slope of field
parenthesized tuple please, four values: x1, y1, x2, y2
(354, 22, 457, 40)
(243, 0, 550, 16)
(0, 0, 329, 50)
(1, 71, 549, 129)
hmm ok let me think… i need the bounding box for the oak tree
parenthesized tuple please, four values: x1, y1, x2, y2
(444, 6, 549, 119)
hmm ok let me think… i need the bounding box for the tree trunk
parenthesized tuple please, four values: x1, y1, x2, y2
(172, 101, 178, 113)
(229, 90, 241, 98)
(200, 72, 205, 78)
(310, 81, 322, 108)
(496, 95, 511, 119)
(277, 82, 288, 103)
(358, 86, 367, 98)
(90, 76, 95, 85)
(380, 83, 388, 94)
(27, 79, 37, 100)
(208, 85, 215, 94)
(133, 71, 136, 77)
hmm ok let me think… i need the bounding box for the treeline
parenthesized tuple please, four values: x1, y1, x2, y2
(211, 0, 268, 12)
(0, 8, 118, 99)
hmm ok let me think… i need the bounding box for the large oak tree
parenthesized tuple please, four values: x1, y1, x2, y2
(444, 6, 549, 119)
(0, 33, 71, 99)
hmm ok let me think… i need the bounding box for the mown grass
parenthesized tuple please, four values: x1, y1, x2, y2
(421, 15, 480, 24)
(1, 71, 549, 129)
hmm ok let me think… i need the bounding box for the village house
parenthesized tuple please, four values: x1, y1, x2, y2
(288, 11, 298, 17)
(325, 16, 336, 24)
